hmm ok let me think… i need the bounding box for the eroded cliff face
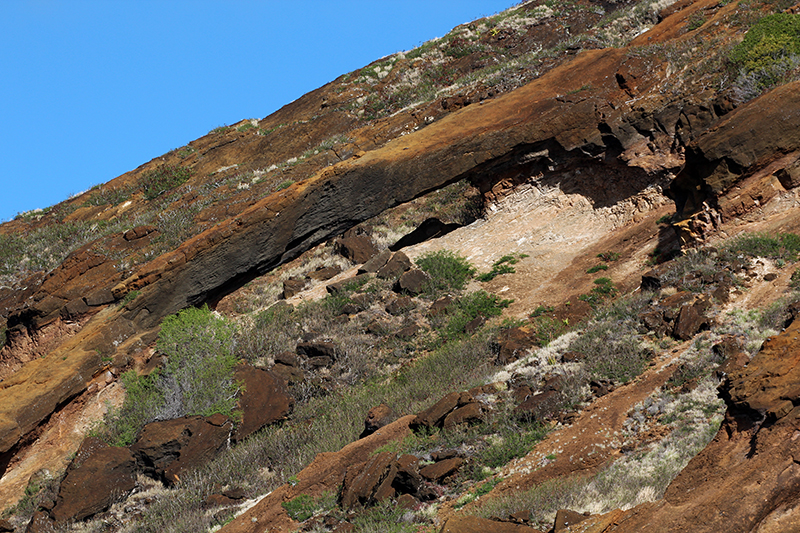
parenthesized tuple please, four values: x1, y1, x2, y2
(3, 0, 800, 530)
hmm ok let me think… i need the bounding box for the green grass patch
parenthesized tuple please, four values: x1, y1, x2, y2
(434, 290, 512, 342)
(140, 165, 193, 201)
(586, 264, 608, 274)
(724, 231, 800, 261)
(478, 253, 529, 282)
(281, 494, 317, 522)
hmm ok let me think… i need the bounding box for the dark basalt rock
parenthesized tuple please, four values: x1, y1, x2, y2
(393, 269, 430, 296)
(130, 414, 232, 486)
(232, 365, 294, 442)
(376, 251, 412, 280)
(51, 437, 136, 523)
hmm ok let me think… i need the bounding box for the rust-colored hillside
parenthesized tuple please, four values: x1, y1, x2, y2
(3, 0, 800, 531)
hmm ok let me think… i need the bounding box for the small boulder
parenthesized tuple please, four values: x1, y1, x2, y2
(394, 323, 420, 339)
(335, 230, 378, 264)
(282, 277, 307, 299)
(443, 402, 483, 428)
(340, 452, 398, 508)
(419, 457, 463, 482)
(326, 274, 370, 295)
(358, 249, 392, 274)
(361, 403, 395, 439)
(427, 296, 453, 317)
(296, 342, 337, 360)
(412, 392, 460, 429)
(673, 302, 708, 340)
(393, 454, 423, 494)
(273, 351, 305, 384)
(394, 269, 430, 296)
(376, 252, 412, 280)
(386, 297, 415, 316)
(776, 158, 800, 189)
(307, 265, 342, 281)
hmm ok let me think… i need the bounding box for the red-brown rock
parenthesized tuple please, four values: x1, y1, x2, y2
(377, 251, 412, 280)
(419, 457, 463, 482)
(360, 403, 395, 439)
(335, 230, 378, 264)
(232, 365, 294, 442)
(340, 451, 398, 508)
(130, 414, 232, 485)
(51, 437, 136, 522)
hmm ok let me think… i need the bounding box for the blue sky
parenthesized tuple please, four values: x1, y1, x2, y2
(0, 1, 516, 222)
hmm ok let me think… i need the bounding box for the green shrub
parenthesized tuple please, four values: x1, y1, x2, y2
(97, 306, 240, 446)
(281, 494, 317, 522)
(729, 13, 800, 96)
(530, 315, 570, 346)
(436, 290, 511, 341)
(140, 165, 193, 200)
(118, 290, 140, 307)
(597, 251, 620, 262)
(730, 14, 800, 72)
(578, 277, 617, 307)
(529, 305, 555, 318)
(157, 306, 240, 418)
(416, 250, 476, 296)
(100, 370, 165, 447)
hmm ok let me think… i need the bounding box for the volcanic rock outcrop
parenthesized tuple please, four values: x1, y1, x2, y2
(3, 0, 800, 530)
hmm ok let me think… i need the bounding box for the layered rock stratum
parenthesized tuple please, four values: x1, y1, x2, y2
(3, 0, 800, 531)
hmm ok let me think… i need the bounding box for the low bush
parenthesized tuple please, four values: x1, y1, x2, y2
(96, 306, 240, 446)
(570, 295, 653, 384)
(724, 231, 800, 262)
(281, 494, 317, 522)
(416, 250, 476, 297)
(586, 264, 608, 274)
(578, 277, 617, 307)
(435, 290, 512, 341)
(729, 13, 800, 93)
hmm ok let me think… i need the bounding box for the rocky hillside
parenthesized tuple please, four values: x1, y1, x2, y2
(2, 0, 800, 531)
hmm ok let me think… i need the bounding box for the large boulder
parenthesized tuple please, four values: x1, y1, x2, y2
(50, 437, 136, 523)
(130, 414, 232, 485)
(232, 365, 294, 442)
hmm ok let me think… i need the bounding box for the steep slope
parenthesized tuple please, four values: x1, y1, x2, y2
(2, 0, 800, 531)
